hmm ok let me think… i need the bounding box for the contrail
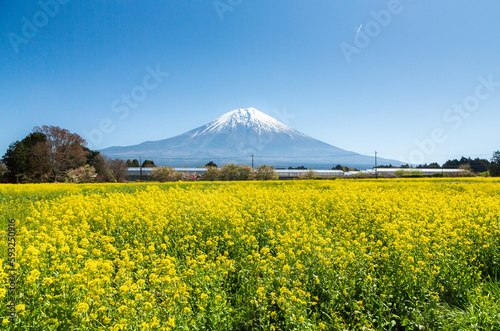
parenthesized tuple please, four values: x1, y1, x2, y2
(355, 24, 363, 38)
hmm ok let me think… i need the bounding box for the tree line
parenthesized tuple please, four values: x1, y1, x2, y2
(1, 126, 128, 183)
(125, 159, 156, 168)
(375, 153, 500, 176)
(150, 164, 278, 182)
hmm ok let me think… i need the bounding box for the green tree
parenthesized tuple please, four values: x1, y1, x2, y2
(205, 161, 218, 168)
(489, 151, 500, 176)
(142, 160, 156, 167)
(2, 131, 48, 182)
(85, 149, 102, 167)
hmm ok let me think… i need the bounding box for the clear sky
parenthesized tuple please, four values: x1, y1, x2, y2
(1, 0, 499, 165)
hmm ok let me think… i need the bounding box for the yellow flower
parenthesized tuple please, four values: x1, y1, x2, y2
(76, 302, 89, 313)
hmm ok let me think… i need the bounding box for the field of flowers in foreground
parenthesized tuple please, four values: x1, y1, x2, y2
(1, 179, 500, 330)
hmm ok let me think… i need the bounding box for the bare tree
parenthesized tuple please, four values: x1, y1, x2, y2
(108, 158, 128, 182)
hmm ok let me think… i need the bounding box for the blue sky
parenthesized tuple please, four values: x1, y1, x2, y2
(1, 0, 499, 165)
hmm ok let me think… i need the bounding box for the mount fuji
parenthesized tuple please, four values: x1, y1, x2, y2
(100, 108, 403, 169)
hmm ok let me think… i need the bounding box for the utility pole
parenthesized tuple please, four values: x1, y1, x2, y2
(375, 151, 378, 179)
(251, 154, 254, 168)
(139, 156, 143, 182)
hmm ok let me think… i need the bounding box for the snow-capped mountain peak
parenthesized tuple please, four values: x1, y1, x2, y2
(198, 107, 298, 135)
(100, 107, 404, 169)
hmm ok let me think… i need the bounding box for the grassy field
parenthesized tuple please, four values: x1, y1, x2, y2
(1, 179, 500, 330)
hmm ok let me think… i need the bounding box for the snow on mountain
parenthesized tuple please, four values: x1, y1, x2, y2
(193, 108, 302, 137)
(101, 107, 404, 169)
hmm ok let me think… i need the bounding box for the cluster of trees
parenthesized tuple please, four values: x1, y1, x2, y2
(126, 159, 156, 168)
(150, 163, 278, 182)
(490, 151, 500, 176)
(1, 126, 128, 183)
(442, 157, 491, 173)
(126, 159, 140, 167)
(204, 164, 278, 181)
(378, 153, 500, 176)
(332, 164, 359, 172)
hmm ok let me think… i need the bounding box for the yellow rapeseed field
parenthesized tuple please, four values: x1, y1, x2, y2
(1, 179, 500, 330)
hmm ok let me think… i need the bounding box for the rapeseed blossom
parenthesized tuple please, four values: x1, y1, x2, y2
(0, 179, 499, 329)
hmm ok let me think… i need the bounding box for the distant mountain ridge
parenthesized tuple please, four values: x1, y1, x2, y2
(101, 107, 403, 169)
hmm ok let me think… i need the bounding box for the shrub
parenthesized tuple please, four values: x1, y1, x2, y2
(348, 172, 373, 179)
(299, 169, 317, 179)
(151, 166, 182, 182)
(65, 165, 97, 183)
(238, 164, 255, 180)
(219, 164, 241, 181)
(219, 164, 255, 181)
(394, 170, 424, 177)
(202, 167, 221, 181)
(255, 165, 278, 180)
(180, 172, 197, 181)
